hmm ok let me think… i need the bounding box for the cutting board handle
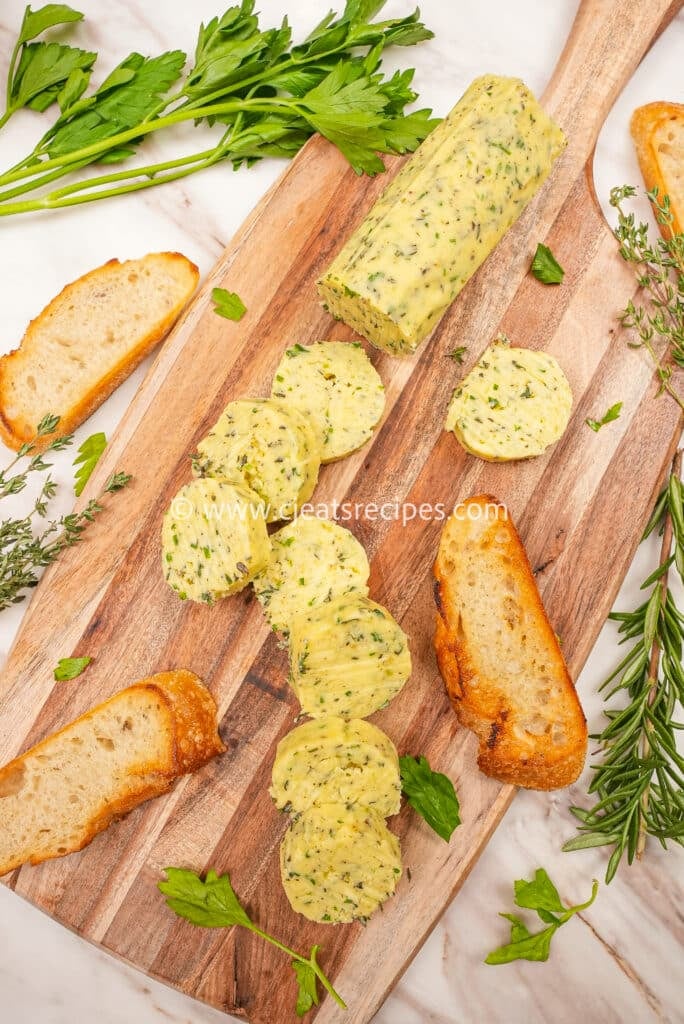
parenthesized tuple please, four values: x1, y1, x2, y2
(542, 0, 682, 172)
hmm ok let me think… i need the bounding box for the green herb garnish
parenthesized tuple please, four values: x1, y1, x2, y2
(212, 287, 247, 322)
(0, 1, 436, 218)
(399, 754, 460, 841)
(485, 869, 598, 965)
(54, 655, 91, 680)
(0, 415, 130, 610)
(449, 346, 467, 364)
(0, 4, 95, 132)
(530, 243, 564, 285)
(73, 431, 107, 495)
(159, 867, 346, 1018)
(564, 452, 684, 881)
(611, 185, 684, 411)
(585, 401, 622, 433)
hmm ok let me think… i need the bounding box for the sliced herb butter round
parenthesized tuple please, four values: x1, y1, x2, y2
(280, 801, 402, 923)
(192, 398, 320, 522)
(161, 478, 270, 604)
(445, 337, 572, 461)
(270, 341, 385, 462)
(252, 515, 370, 634)
(288, 595, 411, 719)
(270, 716, 401, 817)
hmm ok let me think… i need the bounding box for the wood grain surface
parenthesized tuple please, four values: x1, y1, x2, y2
(1, 1, 682, 1021)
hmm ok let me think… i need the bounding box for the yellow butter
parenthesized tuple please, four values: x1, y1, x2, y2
(288, 595, 411, 719)
(271, 341, 385, 462)
(193, 398, 320, 522)
(445, 336, 572, 461)
(161, 478, 270, 603)
(280, 801, 402, 923)
(317, 75, 566, 355)
(252, 515, 370, 634)
(270, 716, 401, 817)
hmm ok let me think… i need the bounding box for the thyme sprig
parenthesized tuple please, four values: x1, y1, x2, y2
(611, 185, 684, 411)
(0, 414, 130, 610)
(563, 450, 684, 881)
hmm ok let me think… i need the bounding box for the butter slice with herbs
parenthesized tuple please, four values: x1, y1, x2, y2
(193, 398, 320, 522)
(252, 515, 370, 634)
(445, 336, 572, 461)
(162, 478, 270, 604)
(271, 341, 385, 462)
(280, 801, 402, 923)
(288, 595, 411, 719)
(317, 75, 566, 355)
(270, 716, 401, 817)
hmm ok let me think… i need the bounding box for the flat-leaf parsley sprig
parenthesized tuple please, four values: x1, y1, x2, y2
(564, 450, 684, 881)
(485, 868, 598, 965)
(0, 415, 130, 610)
(611, 185, 684, 412)
(159, 867, 346, 1018)
(0, 0, 437, 218)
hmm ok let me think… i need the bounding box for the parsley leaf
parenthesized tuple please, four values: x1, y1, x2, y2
(293, 957, 320, 1017)
(449, 346, 467, 364)
(73, 431, 107, 496)
(485, 869, 598, 965)
(531, 243, 565, 285)
(45, 51, 186, 158)
(159, 868, 252, 928)
(399, 754, 461, 841)
(0, 5, 93, 129)
(159, 867, 346, 1016)
(212, 287, 247, 321)
(586, 401, 623, 432)
(514, 867, 565, 914)
(54, 655, 91, 680)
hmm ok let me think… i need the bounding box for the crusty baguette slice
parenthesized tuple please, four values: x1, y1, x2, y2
(631, 101, 684, 236)
(433, 496, 587, 789)
(0, 669, 224, 876)
(0, 252, 199, 451)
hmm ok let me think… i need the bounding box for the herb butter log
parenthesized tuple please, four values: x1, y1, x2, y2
(317, 75, 566, 355)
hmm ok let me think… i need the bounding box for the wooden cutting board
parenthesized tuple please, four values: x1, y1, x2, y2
(1, 0, 682, 1021)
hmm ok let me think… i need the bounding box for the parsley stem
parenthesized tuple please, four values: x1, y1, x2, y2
(247, 924, 347, 1010)
(0, 97, 297, 190)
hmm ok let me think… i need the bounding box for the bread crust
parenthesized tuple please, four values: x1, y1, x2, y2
(630, 101, 684, 236)
(434, 495, 587, 790)
(0, 253, 199, 452)
(0, 670, 224, 875)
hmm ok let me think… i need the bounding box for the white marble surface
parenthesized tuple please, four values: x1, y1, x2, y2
(0, 1, 683, 1022)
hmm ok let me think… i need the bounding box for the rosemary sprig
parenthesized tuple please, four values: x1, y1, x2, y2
(611, 185, 684, 411)
(563, 450, 684, 881)
(0, 415, 130, 610)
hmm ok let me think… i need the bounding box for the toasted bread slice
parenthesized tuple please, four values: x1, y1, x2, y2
(631, 102, 684, 236)
(433, 496, 586, 789)
(0, 253, 199, 451)
(0, 669, 224, 876)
